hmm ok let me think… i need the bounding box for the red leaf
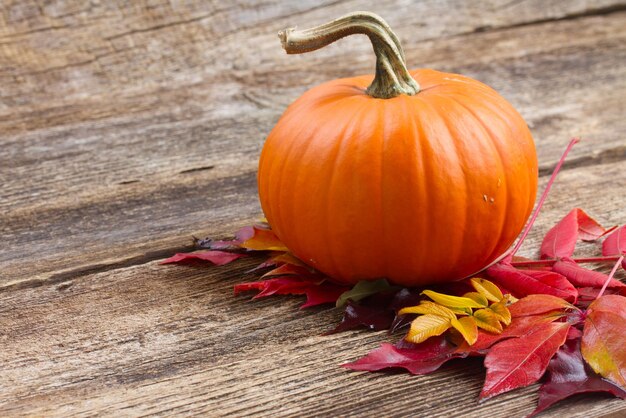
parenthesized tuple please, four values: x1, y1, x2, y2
(508, 294, 575, 318)
(480, 321, 570, 400)
(487, 263, 578, 303)
(552, 258, 625, 289)
(581, 295, 626, 388)
(540, 209, 607, 259)
(160, 251, 245, 265)
(603, 225, 626, 269)
(343, 335, 466, 375)
(458, 308, 566, 354)
(234, 276, 347, 309)
(327, 300, 395, 334)
(529, 338, 626, 417)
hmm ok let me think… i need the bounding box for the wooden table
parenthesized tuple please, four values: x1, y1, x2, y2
(1, 1, 625, 416)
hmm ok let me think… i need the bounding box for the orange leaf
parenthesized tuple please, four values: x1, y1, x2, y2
(241, 226, 289, 251)
(581, 295, 626, 388)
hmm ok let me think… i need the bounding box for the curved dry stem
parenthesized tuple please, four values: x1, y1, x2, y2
(278, 11, 419, 99)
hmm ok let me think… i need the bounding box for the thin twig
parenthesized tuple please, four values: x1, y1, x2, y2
(510, 138, 580, 257)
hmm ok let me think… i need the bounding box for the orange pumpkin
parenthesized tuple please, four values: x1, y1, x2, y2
(258, 12, 538, 286)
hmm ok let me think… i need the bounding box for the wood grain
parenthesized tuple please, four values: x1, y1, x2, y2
(1, 0, 625, 416)
(1, 161, 625, 417)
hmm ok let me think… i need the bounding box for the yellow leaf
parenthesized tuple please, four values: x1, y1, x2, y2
(405, 314, 451, 344)
(451, 316, 478, 345)
(470, 277, 504, 303)
(399, 301, 456, 320)
(505, 293, 518, 304)
(473, 308, 504, 334)
(241, 227, 289, 251)
(421, 290, 484, 309)
(463, 292, 489, 307)
(489, 300, 512, 326)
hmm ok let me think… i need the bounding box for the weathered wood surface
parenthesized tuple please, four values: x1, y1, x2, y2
(0, 0, 625, 416)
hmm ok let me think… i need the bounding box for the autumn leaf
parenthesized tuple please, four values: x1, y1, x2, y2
(581, 295, 626, 388)
(488, 298, 512, 326)
(540, 209, 608, 259)
(473, 308, 503, 334)
(336, 279, 393, 307)
(487, 262, 578, 303)
(507, 294, 576, 318)
(463, 292, 489, 307)
(450, 316, 478, 345)
(480, 321, 570, 400)
(234, 276, 348, 309)
(458, 313, 565, 355)
(327, 291, 397, 334)
(327, 300, 395, 334)
(342, 335, 467, 375)
(241, 226, 289, 251)
(160, 250, 245, 265)
(405, 314, 451, 344)
(421, 290, 484, 309)
(552, 258, 625, 289)
(470, 277, 504, 303)
(261, 263, 317, 279)
(398, 301, 457, 319)
(603, 225, 626, 269)
(529, 337, 626, 417)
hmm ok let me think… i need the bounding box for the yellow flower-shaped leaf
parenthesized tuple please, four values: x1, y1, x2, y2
(421, 290, 484, 309)
(451, 316, 478, 345)
(463, 292, 489, 307)
(399, 301, 456, 320)
(470, 278, 504, 303)
(405, 314, 452, 344)
(473, 308, 504, 334)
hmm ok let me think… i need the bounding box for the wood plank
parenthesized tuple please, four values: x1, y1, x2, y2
(0, 161, 624, 416)
(2, 9, 625, 285)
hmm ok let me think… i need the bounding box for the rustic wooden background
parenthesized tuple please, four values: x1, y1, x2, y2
(1, 0, 625, 416)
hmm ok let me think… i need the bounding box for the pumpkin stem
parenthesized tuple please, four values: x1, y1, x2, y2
(278, 11, 420, 99)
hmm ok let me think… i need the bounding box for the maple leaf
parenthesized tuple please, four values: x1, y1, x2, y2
(581, 294, 626, 388)
(603, 225, 626, 269)
(529, 337, 626, 417)
(160, 250, 246, 265)
(342, 335, 467, 375)
(234, 276, 348, 309)
(480, 321, 571, 400)
(540, 208, 610, 259)
(486, 262, 578, 303)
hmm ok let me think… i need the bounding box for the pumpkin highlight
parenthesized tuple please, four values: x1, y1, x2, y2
(258, 12, 537, 286)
